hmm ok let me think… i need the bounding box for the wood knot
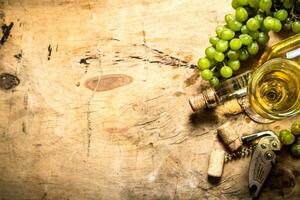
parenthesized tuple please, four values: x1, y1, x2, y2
(0, 73, 20, 90)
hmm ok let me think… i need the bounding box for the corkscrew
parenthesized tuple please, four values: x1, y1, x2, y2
(225, 144, 257, 162)
(229, 131, 281, 199)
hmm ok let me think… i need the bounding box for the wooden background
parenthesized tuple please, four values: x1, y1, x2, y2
(0, 0, 299, 199)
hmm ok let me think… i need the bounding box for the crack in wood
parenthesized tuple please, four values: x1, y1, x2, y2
(0, 22, 13, 46)
(128, 44, 197, 68)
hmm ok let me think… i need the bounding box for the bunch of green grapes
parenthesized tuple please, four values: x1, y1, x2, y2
(279, 121, 300, 156)
(198, 0, 300, 87)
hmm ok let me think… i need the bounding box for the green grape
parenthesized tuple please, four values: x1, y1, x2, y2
(249, 0, 259, 8)
(220, 66, 233, 78)
(228, 60, 240, 71)
(291, 121, 300, 136)
(279, 129, 295, 145)
(220, 28, 235, 40)
(292, 21, 300, 33)
(283, 0, 294, 9)
(291, 144, 300, 156)
(225, 14, 236, 24)
(255, 14, 264, 24)
(227, 50, 240, 60)
(263, 16, 275, 30)
(205, 46, 217, 60)
(239, 49, 249, 61)
(216, 40, 229, 52)
(239, 34, 253, 45)
(273, 18, 282, 32)
(249, 30, 259, 39)
(257, 32, 269, 45)
(241, 25, 250, 34)
(237, 0, 249, 6)
(214, 51, 225, 62)
(274, 9, 288, 21)
(216, 25, 226, 37)
(246, 17, 260, 31)
(232, 0, 240, 9)
(247, 41, 259, 55)
(230, 38, 243, 50)
(201, 69, 213, 81)
(198, 57, 211, 70)
(209, 36, 220, 45)
(236, 7, 248, 22)
(209, 76, 220, 87)
(259, 0, 272, 12)
(228, 20, 243, 31)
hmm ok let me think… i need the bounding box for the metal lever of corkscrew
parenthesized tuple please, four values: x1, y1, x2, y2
(242, 131, 281, 199)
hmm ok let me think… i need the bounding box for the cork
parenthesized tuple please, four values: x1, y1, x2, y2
(207, 149, 225, 178)
(216, 99, 243, 115)
(189, 88, 217, 112)
(217, 121, 243, 152)
(189, 94, 206, 112)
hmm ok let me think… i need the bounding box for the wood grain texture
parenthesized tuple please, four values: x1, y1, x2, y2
(0, 0, 299, 199)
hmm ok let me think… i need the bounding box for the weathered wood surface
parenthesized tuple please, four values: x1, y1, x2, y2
(0, 0, 299, 199)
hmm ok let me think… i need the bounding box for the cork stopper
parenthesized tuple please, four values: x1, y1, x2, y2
(189, 88, 217, 112)
(215, 99, 243, 116)
(189, 93, 206, 112)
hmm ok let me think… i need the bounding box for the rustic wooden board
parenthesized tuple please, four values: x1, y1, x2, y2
(0, 0, 299, 199)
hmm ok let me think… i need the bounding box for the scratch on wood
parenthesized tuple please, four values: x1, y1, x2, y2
(142, 22, 148, 82)
(86, 102, 92, 157)
(84, 51, 103, 157)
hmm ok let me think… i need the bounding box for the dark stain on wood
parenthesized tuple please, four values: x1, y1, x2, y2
(14, 52, 22, 61)
(245, 117, 252, 124)
(0, 22, 13, 45)
(0, 73, 20, 90)
(79, 55, 98, 74)
(184, 69, 199, 87)
(47, 44, 52, 60)
(174, 91, 186, 97)
(105, 127, 129, 134)
(79, 55, 98, 65)
(22, 122, 26, 134)
(85, 74, 133, 92)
